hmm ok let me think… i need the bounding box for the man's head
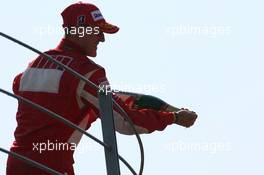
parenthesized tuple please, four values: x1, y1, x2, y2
(61, 2, 119, 57)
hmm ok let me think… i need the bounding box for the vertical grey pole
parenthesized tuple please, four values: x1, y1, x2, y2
(99, 90, 121, 175)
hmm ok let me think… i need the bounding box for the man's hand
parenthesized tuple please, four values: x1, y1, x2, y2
(174, 108, 198, 128)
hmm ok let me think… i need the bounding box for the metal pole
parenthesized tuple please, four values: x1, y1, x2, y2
(99, 90, 121, 175)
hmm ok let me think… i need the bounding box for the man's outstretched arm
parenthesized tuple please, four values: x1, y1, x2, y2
(77, 66, 198, 135)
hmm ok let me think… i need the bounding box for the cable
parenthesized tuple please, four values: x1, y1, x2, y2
(0, 31, 144, 175)
(0, 88, 109, 149)
(0, 89, 139, 175)
(0, 147, 63, 175)
(113, 100, 144, 175)
(119, 155, 137, 175)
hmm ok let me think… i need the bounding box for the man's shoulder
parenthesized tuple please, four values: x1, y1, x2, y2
(43, 49, 104, 73)
(44, 49, 84, 60)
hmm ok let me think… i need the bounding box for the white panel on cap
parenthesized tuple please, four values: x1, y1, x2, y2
(91, 10, 104, 21)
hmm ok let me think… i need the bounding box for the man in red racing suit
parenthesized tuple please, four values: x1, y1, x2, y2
(6, 2, 197, 175)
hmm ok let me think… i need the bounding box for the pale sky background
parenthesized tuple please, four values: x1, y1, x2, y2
(0, 0, 263, 175)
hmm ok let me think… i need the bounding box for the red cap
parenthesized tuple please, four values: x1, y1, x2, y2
(61, 2, 119, 34)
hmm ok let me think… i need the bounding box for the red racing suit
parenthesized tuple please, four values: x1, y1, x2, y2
(6, 38, 175, 175)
